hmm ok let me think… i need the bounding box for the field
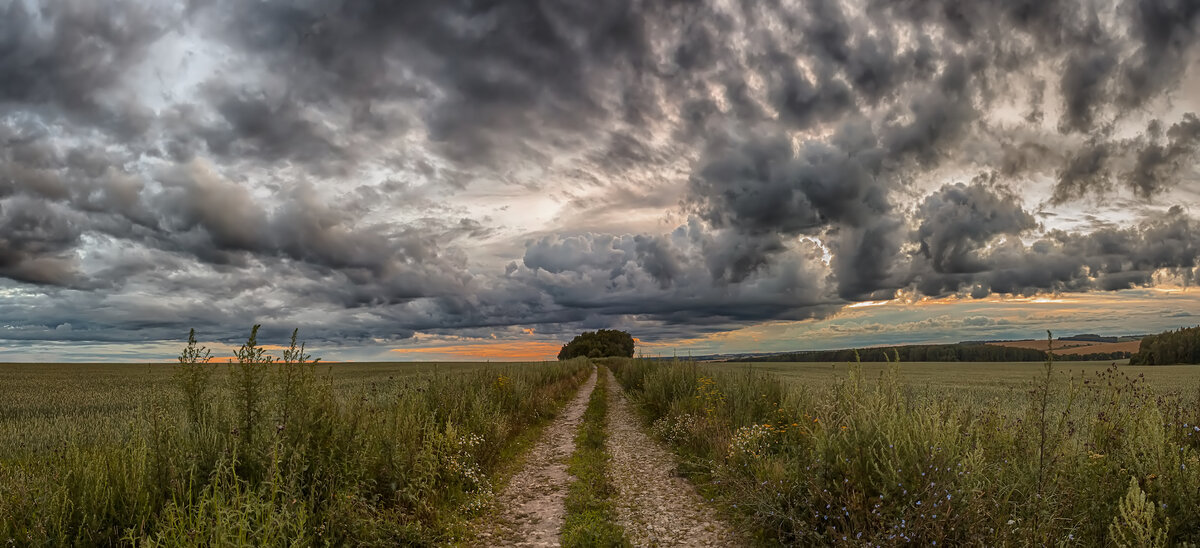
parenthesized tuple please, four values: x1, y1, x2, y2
(5, 351, 1200, 546)
(610, 357, 1200, 545)
(988, 339, 1143, 355)
(0, 344, 592, 545)
(0, 361, 518, 453)
(713, 360, 1200, 403)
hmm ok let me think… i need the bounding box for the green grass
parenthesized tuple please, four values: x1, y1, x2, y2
(561, 368, 629, 547)
(611, 357, 1200, 545)
(0, 336, 590, 546)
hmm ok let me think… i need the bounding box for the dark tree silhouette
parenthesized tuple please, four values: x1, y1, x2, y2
(557, 329, 635, 360)
(1130, 326, 1200, 365)
(741, 343, 1132, 363)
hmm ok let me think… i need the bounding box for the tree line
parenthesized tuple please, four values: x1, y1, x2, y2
(742, 343, 1132, 363)
(1129, 325, 1200, 365)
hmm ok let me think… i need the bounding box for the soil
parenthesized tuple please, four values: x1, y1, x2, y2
(475, 368, 598, 547)
(605, 369, 746, 547)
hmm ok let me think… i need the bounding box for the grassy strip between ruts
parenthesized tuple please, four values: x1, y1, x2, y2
(561, 366, 630, 547)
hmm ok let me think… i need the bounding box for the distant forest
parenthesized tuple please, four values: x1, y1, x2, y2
(741, 343, 1132, 363)
(1129, 326, 1200, 365)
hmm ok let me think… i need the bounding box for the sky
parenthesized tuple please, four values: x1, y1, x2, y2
(1, 0, 1199, 362)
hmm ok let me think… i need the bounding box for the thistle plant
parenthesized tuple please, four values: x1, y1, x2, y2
(176, 328, 214, 425)
(232, 324, 272, 445)
(276, 328, 319, 430)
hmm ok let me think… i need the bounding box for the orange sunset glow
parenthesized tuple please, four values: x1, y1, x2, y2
(390, 341, 562, 361)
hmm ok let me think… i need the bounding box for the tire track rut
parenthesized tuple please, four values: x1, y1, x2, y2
(606, 369, 746, 547)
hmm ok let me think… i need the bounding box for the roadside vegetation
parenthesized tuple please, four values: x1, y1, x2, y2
(8, 326, 1200, 546)
(0, 326, 590, 545)
(561, 368, 628, 547)
(610, 345, 1200, 545)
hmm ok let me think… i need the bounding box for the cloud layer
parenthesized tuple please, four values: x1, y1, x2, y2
(1, 0, 1199, 357)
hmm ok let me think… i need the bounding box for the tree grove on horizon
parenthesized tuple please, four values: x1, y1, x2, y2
(557, 329, 635, 360)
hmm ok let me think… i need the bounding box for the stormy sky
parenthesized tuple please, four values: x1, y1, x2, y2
(2, 0, 1199, 361)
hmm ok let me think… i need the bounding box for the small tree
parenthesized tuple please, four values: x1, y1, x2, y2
(175, 328, 213, 425)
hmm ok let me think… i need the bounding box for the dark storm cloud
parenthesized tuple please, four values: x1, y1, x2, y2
(1050, 115, 1200, 202)
(0, 197, 82, 286)
(187, 0, 677, 169)
(1052, 142, 1113, 203)
(1118, 0, 1200, 109)
(697, 129, 899, 295)
(910, 185, 1200, 297)
(1058, 45, 1118, 133)
(3, 0, 1200, 353)
(199, 85, 348, 170)
(0, 0, 171, 126)
(679, 0, 1200, 308)
(1127, 114, 1200, 198)
(516, 227, 839, 331)
(916, 182, 1039, 275)
(0, 136, 473, 301)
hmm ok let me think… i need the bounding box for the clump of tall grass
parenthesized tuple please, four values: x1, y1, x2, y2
(0, 327, 590, 545)
(609, 348, 1200, 545)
